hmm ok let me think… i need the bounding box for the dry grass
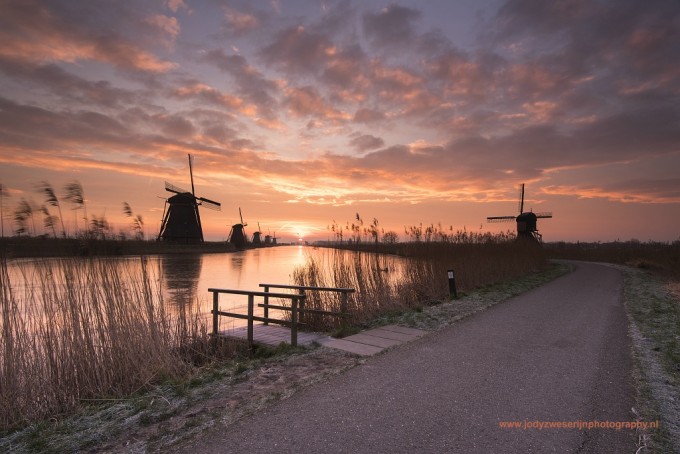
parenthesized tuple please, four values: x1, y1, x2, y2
(294, 235, 547, 331)
(0, 256, 240, 433)
(619, 265, 680, 453)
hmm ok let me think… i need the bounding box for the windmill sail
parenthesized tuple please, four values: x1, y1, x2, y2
(486, 183, 553, 241)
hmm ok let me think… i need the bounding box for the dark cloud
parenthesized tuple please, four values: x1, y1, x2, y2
(362, 5, 422, 49)
(0, 0, 175, 72)
(353, 108, 387, 124)
(349, 134, 384, 153)
(260, 25, 333, 74)
(201, 49, 281, 120)
(0, 57, 140, 108)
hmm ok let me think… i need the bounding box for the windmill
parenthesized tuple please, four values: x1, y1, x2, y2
(486, 184, 552, 242)
(158, 154, 221, 243)
(252, 222, 262, 245)
(228, 207, 248, 249)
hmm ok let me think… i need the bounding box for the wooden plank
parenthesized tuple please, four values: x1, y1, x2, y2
(219, 324, 327, 347)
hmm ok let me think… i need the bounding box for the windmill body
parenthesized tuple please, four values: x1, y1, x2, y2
(252, 222, 262, 245)
(487, 184, 552, 241)
(158, 155, 221, 243)
(160, 192, 203, 242)
(228, 207, 248, 249)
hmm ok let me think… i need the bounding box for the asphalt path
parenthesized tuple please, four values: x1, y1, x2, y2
(180, 261, 636, 453)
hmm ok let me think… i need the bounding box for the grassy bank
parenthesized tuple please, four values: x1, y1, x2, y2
(620, 265, 680, 453)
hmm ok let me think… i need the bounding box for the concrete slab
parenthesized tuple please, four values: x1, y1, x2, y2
(220, 323, 427, 356)
(379, 325, 426, 337)
(343, 333, 402, 348)
(320, 338, 384, 356)
(364, 328, 422, 342)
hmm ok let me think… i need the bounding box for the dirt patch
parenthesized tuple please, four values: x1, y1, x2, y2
(666, 281, 680, 300)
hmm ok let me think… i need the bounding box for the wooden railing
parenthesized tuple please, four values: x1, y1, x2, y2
(210, 284, 356, 347)
(259, 284, 355, 325)
(209, 288, 305, 346)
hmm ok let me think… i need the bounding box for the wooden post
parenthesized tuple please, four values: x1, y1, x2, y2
(263, 285, 269, 326)
(212, 290, 219, 336)
(291, 296, 298, 347)
(247, 294, 254, 347)
(298, 288, 305, 324)
(340, 291, 349, 329)
(340, 291, 348, 315)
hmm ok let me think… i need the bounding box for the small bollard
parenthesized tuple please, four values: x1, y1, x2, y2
(447, 269, 457, 299)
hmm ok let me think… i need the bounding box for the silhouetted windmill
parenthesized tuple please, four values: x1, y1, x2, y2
(228, 207, 248, 249)
(486, 184, 552, 242)
(158, 154, 221, 243)
(252, 222, 262, 245)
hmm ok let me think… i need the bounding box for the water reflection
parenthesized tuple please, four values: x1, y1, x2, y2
(161, 254, 203, 307)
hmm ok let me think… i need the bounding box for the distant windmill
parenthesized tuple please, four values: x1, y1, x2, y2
(228, 207, 248, 249)
(158, 154, 221, 243)
(486, 184, 553, 242)
(252, 222, 262, 245)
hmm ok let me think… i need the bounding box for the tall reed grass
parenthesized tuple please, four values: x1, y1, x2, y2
(0, 256, 234, 432)
(293, 234, 547, 331)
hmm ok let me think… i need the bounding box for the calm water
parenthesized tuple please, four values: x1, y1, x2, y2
(5, 246, 405, 330)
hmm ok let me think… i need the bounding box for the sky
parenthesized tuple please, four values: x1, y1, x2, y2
(0, 0, 678, 243)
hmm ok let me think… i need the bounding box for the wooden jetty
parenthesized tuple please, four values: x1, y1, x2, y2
(210, 284, 427, 356)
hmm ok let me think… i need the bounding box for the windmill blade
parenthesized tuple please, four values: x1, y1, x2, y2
(518, 183, 525, 214)
(535, 212, 553, 218)
(188, 154, 195, 196)
(165, 181, 190, 194)
(198, 198, 221, 211)
(487, 216, 516, 223)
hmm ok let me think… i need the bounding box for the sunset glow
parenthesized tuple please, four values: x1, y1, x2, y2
(0, 0, 678, 242)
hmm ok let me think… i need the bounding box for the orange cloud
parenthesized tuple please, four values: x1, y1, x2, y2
(0, 1, 176, 72)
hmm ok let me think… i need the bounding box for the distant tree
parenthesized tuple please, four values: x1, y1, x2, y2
(382, 230, 399, 245)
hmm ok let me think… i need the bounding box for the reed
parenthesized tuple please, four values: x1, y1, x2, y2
(294, 232, 547, 331)
(0, 256, 235, 432)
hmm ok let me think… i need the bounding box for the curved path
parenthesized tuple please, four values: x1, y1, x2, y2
(178, 262, 636, 453)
